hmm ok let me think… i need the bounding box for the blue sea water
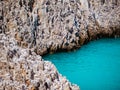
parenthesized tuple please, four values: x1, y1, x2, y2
(43, 38, 120, 90)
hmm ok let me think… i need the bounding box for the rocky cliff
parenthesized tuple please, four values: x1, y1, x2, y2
(0, 34, 79, 90)
(1, 0, 120, 55)
(0, 0, 120, 90)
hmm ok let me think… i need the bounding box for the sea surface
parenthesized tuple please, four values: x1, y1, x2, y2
(43, 38, 120, 90)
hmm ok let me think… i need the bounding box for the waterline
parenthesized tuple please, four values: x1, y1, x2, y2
(43, 38, 120, 90)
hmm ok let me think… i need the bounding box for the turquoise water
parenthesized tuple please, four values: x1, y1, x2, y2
(43, 38, 120, 90)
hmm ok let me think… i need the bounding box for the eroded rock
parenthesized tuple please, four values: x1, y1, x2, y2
(0, 34, 79, 90)
(1, 0, 120, 55)
(0, 0, 120, 90)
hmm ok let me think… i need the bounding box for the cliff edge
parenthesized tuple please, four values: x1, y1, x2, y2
(1, 0, 119, 55)
(0, 0, 120, 90)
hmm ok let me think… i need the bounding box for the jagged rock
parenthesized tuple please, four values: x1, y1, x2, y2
(0, 0, 120, 90)
(0, 34, 79, 90)
(1, 0, 120, 55)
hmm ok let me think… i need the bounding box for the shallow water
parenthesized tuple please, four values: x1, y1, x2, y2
(43, 38, 120, 90)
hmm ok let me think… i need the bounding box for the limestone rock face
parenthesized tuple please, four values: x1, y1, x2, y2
(0, 34, 79, 90)
(1, 0, 120, 55)
(0, 0, 120, 90)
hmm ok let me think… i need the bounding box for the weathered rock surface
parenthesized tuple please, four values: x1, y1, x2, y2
(0, 0, 120, 90)
(0, 34, 79, 90)
(0, 0, 120, 55)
